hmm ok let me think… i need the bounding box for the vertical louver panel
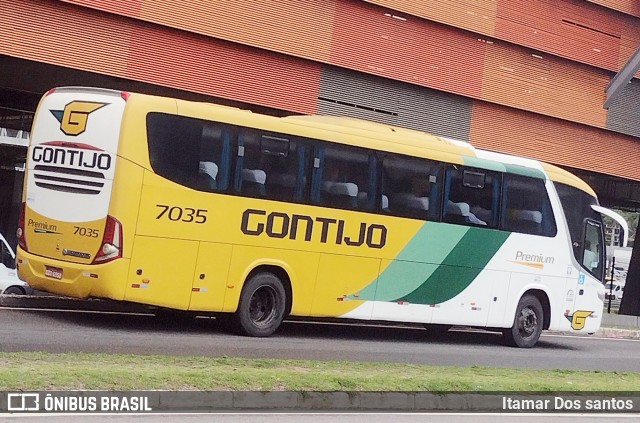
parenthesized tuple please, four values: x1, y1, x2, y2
(0, 0, 131, 76)
(4, 0, 639, 161)
(481, 40, 609, 128)
(1, 0, 320, 114)
(366, 0, 638, 76)
(364, 0, 498, 36)
(495, 0, 622, 71)
(318, 66, 401, 119)
(317, 101, 399, 127)
(125, 23, 320, 114)
(51, 0, 640, 135)
(62, 0, 143, 16)
(619, 19, 640, 76)
(606, 79, 640, 138)
(317, 66, 400, 127)
(470, 101, 640, 182)
(587, 0, 640, 18)
(396, 90, 472, 141)
(62, 0, 335, 63)
(330, 0, 485, 99)
(317, 66, 472, 141)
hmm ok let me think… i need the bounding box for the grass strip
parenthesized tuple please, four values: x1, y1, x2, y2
(0, 352, 638, 391)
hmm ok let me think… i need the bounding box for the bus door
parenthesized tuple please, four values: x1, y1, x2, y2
(567, 219, 605, 332)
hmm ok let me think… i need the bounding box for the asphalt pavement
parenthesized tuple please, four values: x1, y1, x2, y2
(2, 292, 639, 337)
(1, 293, 640, 415)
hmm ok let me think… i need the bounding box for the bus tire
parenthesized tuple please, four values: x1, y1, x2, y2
(503, 294, 543, 348)
(3, 286, 25, 295)
(234, 272, 286, 337)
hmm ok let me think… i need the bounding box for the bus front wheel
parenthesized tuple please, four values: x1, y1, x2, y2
(234, 272, 286, 337)
(503, 294, 543, 348)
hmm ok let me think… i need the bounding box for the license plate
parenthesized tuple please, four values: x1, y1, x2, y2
(44, 266, 63, 280)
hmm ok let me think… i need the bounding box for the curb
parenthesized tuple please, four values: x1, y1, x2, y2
(148, 391, 517, 411)
(595, 327, 640, 340)
(4, 391, 640, 413)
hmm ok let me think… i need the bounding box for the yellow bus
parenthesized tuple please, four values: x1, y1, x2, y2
(17, 87, 609, 347)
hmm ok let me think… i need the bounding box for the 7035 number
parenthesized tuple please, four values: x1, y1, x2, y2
(73, 226, 99, 237)
(156, 204, 208, 224)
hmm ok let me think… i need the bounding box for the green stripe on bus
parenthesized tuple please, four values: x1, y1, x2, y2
(463, 157, 546, 179)
(349, 224, 510, 304)
(503, 164, 546, 179)
(398, 228, 510, 304)
(355, 223, 469, 301)
(462, 156, 506, 172)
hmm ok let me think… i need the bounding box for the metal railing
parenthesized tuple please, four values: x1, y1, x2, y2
(0, 127, 29, 147)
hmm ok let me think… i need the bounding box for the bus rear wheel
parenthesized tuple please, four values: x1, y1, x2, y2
(234, 272, 286, 337)
(503, 294, 543, 348)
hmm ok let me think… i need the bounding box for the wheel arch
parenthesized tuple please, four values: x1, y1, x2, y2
(521, 288, 551, 330)
(244, 264, 293, 317)
(2, 285, 26, 295)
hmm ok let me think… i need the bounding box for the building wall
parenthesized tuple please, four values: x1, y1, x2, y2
(587, 0, 640, 19)
(1, 0, 639, 182)
(0, 0, 321, 113)
(367, 0, 640, 73)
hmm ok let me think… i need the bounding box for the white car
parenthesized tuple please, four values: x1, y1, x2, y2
(604, 283, 624, 301)
(0, 231, 32, 295)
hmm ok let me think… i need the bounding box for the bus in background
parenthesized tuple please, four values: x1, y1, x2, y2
(17, 87, 608, 348)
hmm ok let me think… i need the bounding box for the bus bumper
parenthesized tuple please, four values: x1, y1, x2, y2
(16, 248, 130, 300)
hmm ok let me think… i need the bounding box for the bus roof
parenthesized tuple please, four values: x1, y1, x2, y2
(281, 114, 596, 197)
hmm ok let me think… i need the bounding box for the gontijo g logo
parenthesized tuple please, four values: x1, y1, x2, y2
(566, 310, 593, 330)
(50, 101, 107, 136)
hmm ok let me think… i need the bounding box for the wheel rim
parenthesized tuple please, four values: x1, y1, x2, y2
(248, 285, 278, 327)
(517, 306, 538, 338)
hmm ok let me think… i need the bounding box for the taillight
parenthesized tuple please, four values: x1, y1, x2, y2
(17, 202, 27, 251)
(93, 215, 123, 264)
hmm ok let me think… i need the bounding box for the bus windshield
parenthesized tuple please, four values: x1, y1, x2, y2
(555, 182, 605, 281)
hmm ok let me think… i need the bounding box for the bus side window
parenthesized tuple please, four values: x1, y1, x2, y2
(233, 130, 309, 202)
(147, 113, 207, 190)
(198, 123, 232, 192)
(443, 166, 500, 228)
(234, 130, 267, 197)
(311, 145, 376, 211)
(501, 174, 556, 237)
(261, 135, 308, 202)
(382, 154, 442, 221)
